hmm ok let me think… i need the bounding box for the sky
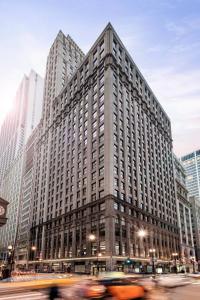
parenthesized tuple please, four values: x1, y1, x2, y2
(0, 0, 199, 157)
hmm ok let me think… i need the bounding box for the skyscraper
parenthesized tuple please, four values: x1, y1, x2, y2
(181, 150, 200, 201)
(0, 70, 44, 257)
(42, 31, 84, 129)
(30, 23, 179, 273)
(0, 70, 44, 188)
(14, 31, 84, 269)
(15, 129, 38, 266)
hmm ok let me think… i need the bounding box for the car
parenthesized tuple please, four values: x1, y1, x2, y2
(98, 277, 146, 299)
(187, 273, 200, 279)
(155, 275, 191, 288)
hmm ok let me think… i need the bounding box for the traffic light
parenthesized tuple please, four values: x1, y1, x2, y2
(125, 258, 132, 265)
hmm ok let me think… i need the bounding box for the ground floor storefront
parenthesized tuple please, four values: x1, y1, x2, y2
(24, 256, 174, 275)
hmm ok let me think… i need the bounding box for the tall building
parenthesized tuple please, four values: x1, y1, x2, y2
(173, 155, 194, 268)
(15, 129, 38, 267)
(30, 23, 179, 273)
(0, 151, 23, 258)
(0, 70, 44, 188)
(0, 70, 44, 257)
(181, 150, 200, 201)
(15, 31, 84, 269)
(190, 196, 200, 261)
(42, 31, 84, 129)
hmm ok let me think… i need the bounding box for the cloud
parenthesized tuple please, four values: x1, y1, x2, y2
(143, 66, 200, 156)
(166, 17, 200, 38)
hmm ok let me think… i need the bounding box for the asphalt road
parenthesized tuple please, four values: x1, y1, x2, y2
(0, 291, 47, 300)
(0, 281, 200, 299)
(168, 281, 200, 300)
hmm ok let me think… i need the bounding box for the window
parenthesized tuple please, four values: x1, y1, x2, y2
(114, 202, 119, 210)
(93, 102, 97, 110)
(100, 202, 105, 210)
(114, 178, 119, 187)
(120, 205, 125, 212)
(99, 134, 104, 143)
(93, 130, 97, 138)
(114, 166, 118, 175)
(99, 124, 104, 132)
(92, 151, 96, 159)
(99, 114, 104, 123)
(93, 120, 97, 128)
(99, 155, 104, 164)
(99, 167, 104, 176)
(92, 183, 96, 191)
(99, 179, 104, 187)
(92, 172, 96, 180)
(99, 104, 104, 113)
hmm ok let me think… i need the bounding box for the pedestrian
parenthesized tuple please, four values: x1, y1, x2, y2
(48, 285, 61, 300)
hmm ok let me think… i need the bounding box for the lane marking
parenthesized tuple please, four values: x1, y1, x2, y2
(0, 292, 46, 300)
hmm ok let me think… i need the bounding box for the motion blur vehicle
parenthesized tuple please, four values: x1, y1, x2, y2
(155, 274, 191, 288)
(63, 276, 146, 300)
(98, 277, 146, 300)
(187, 273, 200, 279)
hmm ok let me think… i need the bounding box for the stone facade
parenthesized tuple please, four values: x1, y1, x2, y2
(30, 23, 179, 273)
(173, 155, 195, 270)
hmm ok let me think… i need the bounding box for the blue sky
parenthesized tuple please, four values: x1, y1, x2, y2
(0, 0, 200, 156)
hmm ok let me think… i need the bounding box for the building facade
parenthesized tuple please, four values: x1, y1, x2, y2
(181, 150, 200, 201)
(14, 31, 84, 269)
(0, 70, 43, 258)
(15, 129, 38, 267)
(0, 151, 24, 259)
(0, 70, 44, 188)
(190, 196, 200, 262)
(0, 197, 9, 228)
(173, 155, 194, 269)
(30, 23, 179, 273)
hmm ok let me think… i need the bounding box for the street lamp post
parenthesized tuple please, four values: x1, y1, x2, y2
(30, 246, 37, 271)
(88, 234, 96, 275)
(191, 257, 196, 273)
(96, 252, 102, 276)
(31, 246, 37, 260)
(7, 245, 14, 276)
(149, 249, 156, 275)
(137, 229, 147, 272)
(172, 253, 178, 273)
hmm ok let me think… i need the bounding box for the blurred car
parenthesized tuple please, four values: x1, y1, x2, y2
(155, 275, 191, 288)
(98, 277, 146, 300)
(61, 279, 106, 299)
(187, 273, 200, 279)
(62, 277, 146, 300)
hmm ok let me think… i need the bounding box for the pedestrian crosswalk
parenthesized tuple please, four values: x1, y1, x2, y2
(0, 291, 47, 300)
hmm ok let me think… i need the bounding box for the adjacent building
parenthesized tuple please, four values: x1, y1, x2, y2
(181, 150, 200, 201)
(30, 23, 179, 273)
(0, 70, 44, 188)
(0, 70, 44, 258)
(181, 150, 200, 264)
(0, 151, 23, 259)
(15, 31, 84, 269)
(190, 196, 200, 261)
(15, 129, 38, 267)
(173, 155, 194, 269)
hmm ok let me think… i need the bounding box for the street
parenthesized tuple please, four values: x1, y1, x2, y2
(0, 282, 200, 299)
(169, 281, 200, 300)
(0, 291, 46, 299)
